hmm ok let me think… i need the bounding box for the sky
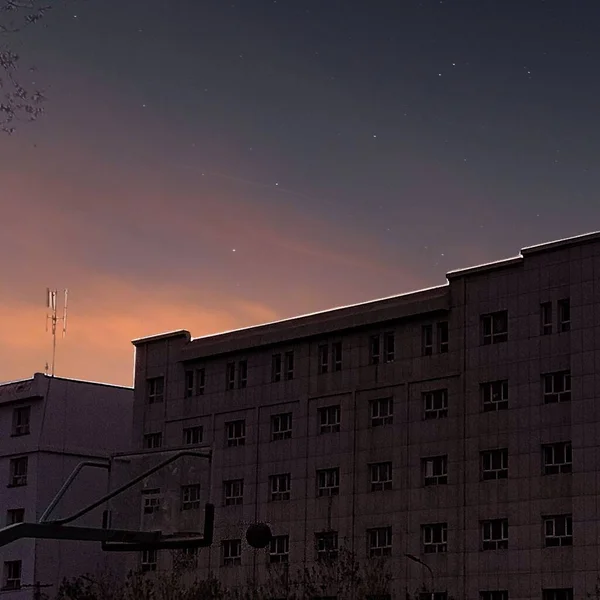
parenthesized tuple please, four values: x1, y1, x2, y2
(1, 0, 599, 386)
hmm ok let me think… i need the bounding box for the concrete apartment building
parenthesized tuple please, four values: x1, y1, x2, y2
(124, 231, 600, 600)
(0, 373, 133, 599)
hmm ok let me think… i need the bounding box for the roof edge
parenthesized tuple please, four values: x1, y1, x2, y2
(521, 230, 600, 256)
(131, 329, 191, 347)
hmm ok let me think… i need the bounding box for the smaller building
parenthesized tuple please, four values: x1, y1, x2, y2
(0, 373, 133, 599)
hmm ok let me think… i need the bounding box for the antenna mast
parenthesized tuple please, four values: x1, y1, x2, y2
(45, 288, 68, 377)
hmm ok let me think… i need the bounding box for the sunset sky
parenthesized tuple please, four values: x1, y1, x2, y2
(1, 0, 599, 386)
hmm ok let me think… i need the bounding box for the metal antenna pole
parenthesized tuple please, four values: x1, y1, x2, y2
(46, 289, 68, 377)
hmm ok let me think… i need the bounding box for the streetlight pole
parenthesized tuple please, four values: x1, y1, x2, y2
(405, 553, 434, 597)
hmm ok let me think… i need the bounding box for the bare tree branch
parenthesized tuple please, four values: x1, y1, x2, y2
(0, 0, 58, 133)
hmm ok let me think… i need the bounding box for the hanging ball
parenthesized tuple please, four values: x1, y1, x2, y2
(246, 523, 272, 549)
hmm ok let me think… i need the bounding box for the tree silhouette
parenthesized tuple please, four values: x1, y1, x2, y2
(0, 0, 54, 133)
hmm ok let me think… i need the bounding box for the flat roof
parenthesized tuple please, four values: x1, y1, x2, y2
(0, 373, 132, 391)
(131, 229, 600, 347)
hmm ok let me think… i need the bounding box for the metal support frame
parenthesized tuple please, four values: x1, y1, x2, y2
(0, 450, 214, 551)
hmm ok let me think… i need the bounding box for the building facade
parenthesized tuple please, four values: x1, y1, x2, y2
(0, 373, 133, 599)
(125, 231, 600, 599)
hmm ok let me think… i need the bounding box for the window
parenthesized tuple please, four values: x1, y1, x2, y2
(384, 332, 395, 362)
(183, 426, 203, 445)
(181, 484, 202, 510)
(543, 371, 571, 403)
(271, 413, 292, 441)
(12, 406, 30, 436)
(143, 432, 162, 449)
(423, 455, 448, 486)
(269, 535, 289, 563)
(370, 397, 393, 426)
(423, 389, 448, 419)
(141, 549, 157, 572)
(315, 531, 338, 561)
(6, 509, 24, 525)
(147, 376, 164, 404)
(269, 473, 291, 501)
(222, 539, 242, 566)
(224, 479, 243, 506)
(318, 405, 340, 433)
(558, 299, 570, 332)
(481, 380, 509, 411)
(480, 592, 508, 600)
(541, 302, 553, 335)
(284, 351, 294, 380)
(272, 354, 282, 382)
(544, 515, 572, 547)
(422, 523, 447, 553)
(370, 462, 392, 491)
(318, 344, 329, 374)
(3, 560, 22, 590)
(317, 468, 339, 497)
(367, 527, 392, 557)
(369, 335, 380, 365)
(420, 594, 448, 600)
(543, 442, 572, 474)
(482, 518, 508, 550)
(238, 360, 248, 388)
(332, 342, 343, 371)
(226, 362, 235, 390)
(481, 311, 508, 345)
(184, 370, 194, 398)
(543, 590, 572, 600)
(481, 448, 508, 480)
(9, 457, 28, 487)
(196, 368, 206, 395)
(437, 321, 449, 353)
(226, 420, 246, 447)
(422, 325, 433, 356)
(142, 489, 161, 515)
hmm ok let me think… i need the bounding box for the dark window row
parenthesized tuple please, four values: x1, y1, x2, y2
(481, 299, 570, 346)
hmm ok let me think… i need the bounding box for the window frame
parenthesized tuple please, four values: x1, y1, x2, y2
(147, 376, 165, 404)
(422, 523, 447, 553)
(316, 467, 340, 497)
(269, 473, 291, 502)
(181, 484, 202, 510)
(543, 371, 571, 404)
(481, 518, 509, 550)
(367, 526, 392, 557)
(226, 420, 246, 447)
(223, 479, 244, 506)
(543, 514, 573, 547)
(423, 455, 448, 486)
(271, 412, 292, 441)
(543, 442, 572, 474)
(9, 456, 28, 487)
(481, 448, 509, 480)
(369, 461, 392, 492)
(222, 539, 242, 566)
(423, 389, 448, 419)
(318, 405, 341, 434)
(269, 535, 289, 563)
(370, 397, 393, 427)
(12, 406, 31, 436)
(3, 560, 22, 590)
(481, 311, 508, 345)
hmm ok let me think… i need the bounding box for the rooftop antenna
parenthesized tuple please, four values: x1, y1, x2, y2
(45, 288, 68, 377)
